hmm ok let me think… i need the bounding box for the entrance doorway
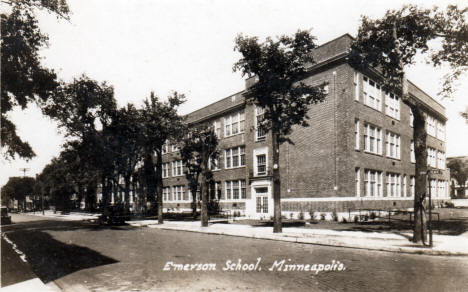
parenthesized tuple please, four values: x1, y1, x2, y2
(255, 187, 269, 214)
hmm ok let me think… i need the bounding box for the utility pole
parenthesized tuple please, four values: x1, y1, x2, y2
(19, 167, 29, 177)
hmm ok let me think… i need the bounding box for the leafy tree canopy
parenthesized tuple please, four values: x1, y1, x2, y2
(1, 0, 70, 160)
(233, 30, 327, 143)
(1, 176, 36, 202)
(349, 4, 467, 98)
(447, 158, 468, 187)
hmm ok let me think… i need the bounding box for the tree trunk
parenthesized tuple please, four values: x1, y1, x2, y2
(155, 151, 164, 224)
(200, 177, 208, 227)
(124, 176, 131, 207)
(200, 147, 209, 227)
(272, 131, 282, 233)
(412, 106, 428, 244)
(191, 185, 198, 220)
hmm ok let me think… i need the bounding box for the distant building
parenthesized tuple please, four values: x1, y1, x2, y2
(160, 34, 450, 219)
(447, 156, 468, 198)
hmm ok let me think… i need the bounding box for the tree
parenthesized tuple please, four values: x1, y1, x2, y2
(139, 92, 185, 223)
(447, 158, 468, 198)
(1, 0, 69, 159)
(42, 75, 117, 210)
(107, 104, 144, 206)
(233, 30, 327, 233)
(1, 176, 35, 210)
(180, 125, 219, 225)
(349, 5, 467, 243)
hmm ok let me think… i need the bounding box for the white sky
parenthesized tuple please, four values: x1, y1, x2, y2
(1, 0, 468, 185)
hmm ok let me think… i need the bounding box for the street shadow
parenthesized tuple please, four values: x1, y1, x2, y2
(3, 218, 139, 233)
(6, 230, 118, 283)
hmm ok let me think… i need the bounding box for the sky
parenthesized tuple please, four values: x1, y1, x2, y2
(1, 0, 468, 185)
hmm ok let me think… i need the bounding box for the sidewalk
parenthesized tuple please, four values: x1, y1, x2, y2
(26, 210, 99, 221)
(128, 219, 468, 256)
(25, 212, 468, 256)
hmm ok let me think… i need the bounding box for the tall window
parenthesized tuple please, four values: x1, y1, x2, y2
(213, 120, 221, 138)
(403, 175, 407, 197)
(354, 72, 360, 101)
(355, 168, 360, 197)
(225, 146, 245, 168)
(385, 92, 400, 120)
(208, 156, 219, 171)
(363, 76, 382, 111)
(172, 160, 184, 176)
(386, 131, 400, 159)
(172, 144, 180, 152)
(162, 143, 169, 154)
(256, 106, 266, 140)
(364, 169, 383, 197)
(430, 179, 437, 197)
(427, 147, 436, 168)
(355, 120, 360, 150)
(225, 180, 246, 200)
(364, 123, 382, 155)
(224, 111, 245, 137)
(410, 110, 414, 127)
(386, 172, 401, 197)
(257, 154, 267, 175)
(427, 115, 436, 137)
(162, 163, 170, 178)
(437, 151, 446, 170)
(410, 141, 416, 163)
(436, 121, 445, 141)
(410, 176, 415, 197)
(163, 187, 171, 201)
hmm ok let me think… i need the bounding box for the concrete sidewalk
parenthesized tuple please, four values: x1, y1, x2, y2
(25, 212, 468, 256)
(128, 220, 468, 256)
(26, 210, 99, 221)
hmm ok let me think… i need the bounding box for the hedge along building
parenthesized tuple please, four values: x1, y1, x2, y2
(160, 34, 450, 219)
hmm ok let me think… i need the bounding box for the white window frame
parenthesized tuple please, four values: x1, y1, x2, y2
(410, 141, 416, 163)
(364, 169, 383, 197)
(436, 121, 445, 141)
(253, 147, 268, 177)
(224, 111, 245, 137)
(224, 146, 246, 169)
(354, 72, 360, 101)
(355, 120, 360, 150)
(162, 163, 170, 178)
(410, 176, 415, 197)
(386, 131, 400, 159)
(255, 106, 267, 141)
(427, 115, 436, 137)
(410, 110, 414, 127)
(363, 76, 382, 111)
(213, 120, 221, 138)
(224, 180, 246, 201)
(385, 92, 400, 120)
(355, 168, 360, 197)
(386, 172, 401, 197)
(171, 160, 184, 177)
(364, 123, 382, 155)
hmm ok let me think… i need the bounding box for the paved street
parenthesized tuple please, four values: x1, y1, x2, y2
(2, 214, 468, 292)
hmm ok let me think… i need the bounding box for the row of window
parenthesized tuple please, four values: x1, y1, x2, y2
(355, 73, 446, 142)
(355, 120, 445, 168)
(163, 145, 270, 178)
(356, 169, 413, 198)
(162, 180, 247, 202)
(355, 168, 449, 198)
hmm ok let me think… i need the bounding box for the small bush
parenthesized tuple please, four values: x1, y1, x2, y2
(289, 212, 294, 219)
(298, 211, 304, 220)
(309, 210, 315, 222)
(444, 201, 455, 208)
(353, 215, 359, 223)
(332, 210, 338, 221)
(369, 212, 376, 220)
(320, 213, 326, 221)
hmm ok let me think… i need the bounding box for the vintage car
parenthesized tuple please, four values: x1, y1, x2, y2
(1, 206, 12, 225)
(98, 205, 130, 225)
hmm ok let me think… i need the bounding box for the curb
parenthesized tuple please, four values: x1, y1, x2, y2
(141, 223, 468, 257)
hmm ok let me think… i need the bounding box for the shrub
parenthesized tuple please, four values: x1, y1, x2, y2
(332, 210, 338, 221)
(444, 201, 455, 208)
(298, 211, 304, 220)
(320, 213, 326, 221)
(309, 210, 315, 222)
(289, 212, 294, 219)
(369, 212, 376, 220)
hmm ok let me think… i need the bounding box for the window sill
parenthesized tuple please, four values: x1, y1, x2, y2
(224, 132, 245, 139)
(225, 166, 246, 170)
(256, 137, 266, 142)
(363, 151, 383, 157)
